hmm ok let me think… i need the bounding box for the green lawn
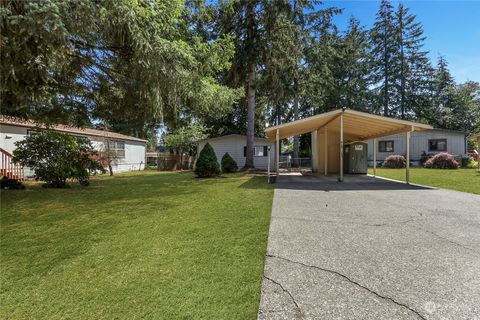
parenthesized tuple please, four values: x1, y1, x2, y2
(1, 171, 274, 319)
(368, 167, 480, 195)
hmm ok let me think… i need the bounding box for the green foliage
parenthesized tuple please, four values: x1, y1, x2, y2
(221, 152, 238, 173)
(12, 130, 105, 187)
(460, 156, 476, 168)
(194, 143, 220, 177)
(1, 0, 240, 136)
(147, 133, 159, 152)
(163, 123, 207, 155)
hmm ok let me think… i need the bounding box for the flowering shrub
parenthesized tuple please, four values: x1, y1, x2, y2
(424, 152, 459, 169)
(383, 155, 406, 168)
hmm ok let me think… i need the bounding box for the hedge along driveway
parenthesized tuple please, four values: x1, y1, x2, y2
(1, 171, 274, 319)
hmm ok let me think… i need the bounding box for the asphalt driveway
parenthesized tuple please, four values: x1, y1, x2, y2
(258, 173, 480, 320)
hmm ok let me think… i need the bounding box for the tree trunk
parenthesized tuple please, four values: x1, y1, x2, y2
(245, 62, 256, 169)
(399, 10, 406, 119)
(383, 40, 389, 117)
(244, 3, 256, 169)
(108, 162, 113, 176)
(292, 81, 299, 167)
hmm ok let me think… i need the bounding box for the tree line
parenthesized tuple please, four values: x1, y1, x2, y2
(1, 0, 479, 167)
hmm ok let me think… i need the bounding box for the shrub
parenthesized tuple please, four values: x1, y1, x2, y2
(383, 155, 406, 168)
(12, 130, 105, 187)
(221, 152, 238, 173)
(424, 152, 459, 169)
(460, 156, 477, 168)
(461, 156, 474, 168)
(194, 143, 220, 177)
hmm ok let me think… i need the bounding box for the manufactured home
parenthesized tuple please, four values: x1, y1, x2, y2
(367, 129, 467, 165)
(1, 116, 146, 178)
(197, 134, 276, 170)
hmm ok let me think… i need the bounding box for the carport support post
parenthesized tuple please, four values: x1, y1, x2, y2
(339, 113, 344, 182)
(276, 129, 280, 175)
(324, 127, 328, 176)
(406, 130, 411, 184)
(373, 138, 377, 177)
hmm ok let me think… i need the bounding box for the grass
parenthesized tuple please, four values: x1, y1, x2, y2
(1, 171, 274, 319)
(368, 167, 480, 194)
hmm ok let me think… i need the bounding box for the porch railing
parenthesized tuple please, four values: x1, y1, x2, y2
(0, 147, 24, 181)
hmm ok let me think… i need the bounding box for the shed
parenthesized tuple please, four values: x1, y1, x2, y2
(265, 108, 433, 182)
(197, 134, 276, 170)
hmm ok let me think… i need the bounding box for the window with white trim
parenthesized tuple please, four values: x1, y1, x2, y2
(108, 140, 125, 158)
(378, 140, 394, 152)
(428, 139, 447, 152)
(243, 146, 269, 157)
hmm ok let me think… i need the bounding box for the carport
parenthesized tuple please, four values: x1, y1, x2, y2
(265, 108, 432, 183)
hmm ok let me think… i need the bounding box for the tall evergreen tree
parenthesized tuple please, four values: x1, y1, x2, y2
(217, 1, 301, 168)
(370, 0, 398, 116)
(1, 0, 239, 138)
(395, 3, 432, 119)
(330, 17, 372, 111)
(431, 55, 456, 127)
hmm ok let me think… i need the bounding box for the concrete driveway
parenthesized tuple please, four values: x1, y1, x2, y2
(258, 174, 480, 320)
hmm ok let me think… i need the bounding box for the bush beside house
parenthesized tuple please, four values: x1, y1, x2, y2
(383, 155, 406, 168)
(194, 143, 220, 177)
(12, 130, 105, 187)
(221, 153, 238, 173)
(424, 152, 459, 169)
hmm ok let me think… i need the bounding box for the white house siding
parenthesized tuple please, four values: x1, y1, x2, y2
(89, 137, 146, 172)
(0, 124, 146, 176)
(367, 129, 466, 165)
(197, 135, 275, 170)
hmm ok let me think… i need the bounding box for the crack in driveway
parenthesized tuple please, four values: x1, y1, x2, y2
(266, 254, 427, 320)
(263, 275, 304, 319)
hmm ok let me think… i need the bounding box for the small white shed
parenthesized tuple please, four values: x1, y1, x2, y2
(197, 134, 276, 170)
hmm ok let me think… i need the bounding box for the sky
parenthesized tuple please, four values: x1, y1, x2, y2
(324, 0, 480, 83)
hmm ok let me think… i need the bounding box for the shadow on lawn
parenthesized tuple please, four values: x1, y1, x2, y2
(238, 175, 272, 189)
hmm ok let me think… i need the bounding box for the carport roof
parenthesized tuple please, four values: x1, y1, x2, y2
(265, 109, 433, 141)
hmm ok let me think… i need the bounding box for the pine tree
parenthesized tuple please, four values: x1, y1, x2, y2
(331, 17, 372, 111)
(432, 55, 456, 127)
(216, 1, 303, 168)
(395, 3, 432, 119)
(371, 0, 398, 116)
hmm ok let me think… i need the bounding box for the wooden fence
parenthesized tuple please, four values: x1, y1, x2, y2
(147, 153, 196, 171)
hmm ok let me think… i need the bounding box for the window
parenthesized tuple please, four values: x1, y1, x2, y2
(244, 146, 268, 157)
(429, 139, 447, 152)
(378, 140, 394, 152)
(108, 140, 125, 158)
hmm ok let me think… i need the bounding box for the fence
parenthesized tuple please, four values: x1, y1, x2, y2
(279, 156, 311, 171)
(147, 153, 196, 171)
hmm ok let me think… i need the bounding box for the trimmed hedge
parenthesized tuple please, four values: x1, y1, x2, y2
(194, 143, 220, 177)
(425, 152, 459, 169)
(383, 155, 406, 168)
(221, 152, 238, 173)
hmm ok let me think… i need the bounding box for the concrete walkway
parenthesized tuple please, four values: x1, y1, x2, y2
(258, 174, 480, 320)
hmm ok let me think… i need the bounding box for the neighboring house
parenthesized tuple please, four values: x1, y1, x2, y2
(367, 128, 467, 165)
(1, 116, 146, 177)
(197, 134, 276, 170)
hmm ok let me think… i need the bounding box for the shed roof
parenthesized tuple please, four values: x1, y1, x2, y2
(265, 109, 432, 142)
(0, 116, 147, 143)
